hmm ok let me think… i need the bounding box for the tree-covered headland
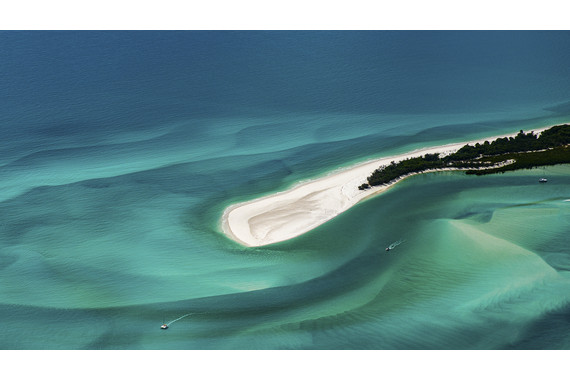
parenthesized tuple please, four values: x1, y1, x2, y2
(358, 124, 570, 190)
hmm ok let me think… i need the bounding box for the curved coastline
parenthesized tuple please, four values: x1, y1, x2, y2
(222, 126, 551, 247)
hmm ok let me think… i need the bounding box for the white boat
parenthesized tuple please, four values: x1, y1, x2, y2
(160, 324, 168, 329)
(539, 178, 547, 183)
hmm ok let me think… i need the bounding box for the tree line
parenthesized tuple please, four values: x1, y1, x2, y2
(359, 124, 570, 190)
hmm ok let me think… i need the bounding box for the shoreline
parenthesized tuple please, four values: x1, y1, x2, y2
(221, 126, 552, 247)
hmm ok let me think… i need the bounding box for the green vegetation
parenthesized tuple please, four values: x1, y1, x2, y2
(361, 154, 493, 189)
(465, 145, 570, 175)
(443, 124, 570, 161)
(359, 124, 570, 189)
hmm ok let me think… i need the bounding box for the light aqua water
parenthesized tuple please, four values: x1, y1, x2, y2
(1, 31, 569, 349)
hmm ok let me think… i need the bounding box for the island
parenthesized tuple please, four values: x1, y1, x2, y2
(222, 124, 569, 247)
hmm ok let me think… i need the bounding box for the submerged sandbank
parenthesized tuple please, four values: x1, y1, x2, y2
(222, 127, 551, 247)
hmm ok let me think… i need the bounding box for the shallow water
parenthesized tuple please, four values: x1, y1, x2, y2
(1, 31, 569, 349)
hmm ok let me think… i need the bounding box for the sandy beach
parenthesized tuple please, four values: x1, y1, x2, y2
(222, 127, 551, 247)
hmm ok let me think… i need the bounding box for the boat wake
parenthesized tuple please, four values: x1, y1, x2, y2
(386, 239, 405, 251)
(167, 313, 192, 326)
(161, 313, 194, 329)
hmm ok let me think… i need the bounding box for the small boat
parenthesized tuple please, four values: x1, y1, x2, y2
(539, 178, 548, 183)
(160, 324, 168, 329)
(385, 247, 390, 251)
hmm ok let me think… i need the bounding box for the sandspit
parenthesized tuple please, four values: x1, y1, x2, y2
(222, 127, 550, 247)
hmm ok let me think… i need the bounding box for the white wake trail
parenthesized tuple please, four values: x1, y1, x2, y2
(388, 239, 405, 250)
(166, 313, 192, 326)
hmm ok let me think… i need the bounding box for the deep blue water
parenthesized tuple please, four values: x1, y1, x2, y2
(1, 31, 569, 349)
(3, 31, 570, 129)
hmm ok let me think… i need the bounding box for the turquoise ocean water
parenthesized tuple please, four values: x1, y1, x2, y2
(1, 31, 569, 349)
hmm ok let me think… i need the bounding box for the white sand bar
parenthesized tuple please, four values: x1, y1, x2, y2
(222, 127, 550, 247)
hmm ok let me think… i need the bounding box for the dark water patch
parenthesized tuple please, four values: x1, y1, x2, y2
(544, 100, 570, 115)
(35, 120, 108, 140)
(0, 251, 19, 270)
(128, 162, 221, 197)
(0, 218, 61, 245)
(0, 303, 126, 349)
(0, 181, 152, 247)
(540, 251, 570, 272)
(81, 179, 113, 189)
(412, 122, 493, 142)
(82, 326, 133, 350)
(235, 120, 306, 147)
(0, 186, 83, 243)
(1, 144, 124, 170)
(224, 159, 295, 196)
(453, 207, 497, 224)
(111, 247, 398, 344)
(294, 304, 517, 349)
(503, 302, 570, 349)
(0, 124, 186, 173)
